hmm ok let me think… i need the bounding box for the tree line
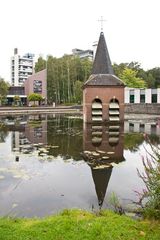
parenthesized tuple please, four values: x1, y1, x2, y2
(0, 56, 160, 105)
(35, 55, 92, 104)
(35, 55, 160, 104)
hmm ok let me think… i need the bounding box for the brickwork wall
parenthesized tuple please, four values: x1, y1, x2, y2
(24, 69, 47, 101)
(83, 86, 124, 122)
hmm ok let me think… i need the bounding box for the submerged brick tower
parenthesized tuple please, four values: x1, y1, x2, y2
(83, 32, 125, 123)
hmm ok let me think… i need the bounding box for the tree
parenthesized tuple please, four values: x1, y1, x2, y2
(13, 95, 20, 106)
(35, 56, 46, 73)
(47, 56, 59, 104)
(28, 93, 43, 106)
(113, 62, 141, 78)
(81, 58, 92, 82)
(124, 133, 144, 152)
(0, 78, 9, 106)
(44, 54, 92, 105)
(113, 62, 128, 77)
(0, 123, 8, 143)
(113, 62, 160, 88)
(145, 73, 156, 88)
(146, 68, 160, 88)
(74, 80, 83, 103)
(120, 68, 146, 88)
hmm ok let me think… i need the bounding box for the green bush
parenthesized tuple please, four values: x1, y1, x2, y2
(137, 140, 160, 220)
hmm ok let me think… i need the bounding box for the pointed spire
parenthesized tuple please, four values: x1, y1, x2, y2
(92, 32, 114, 74)
(91, 167, 113, 208)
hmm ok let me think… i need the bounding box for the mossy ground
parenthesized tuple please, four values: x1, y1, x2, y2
(0, 209, 159, 240)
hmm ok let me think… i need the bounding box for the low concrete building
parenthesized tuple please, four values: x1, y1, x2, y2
(7, 86, 27, 106)
(125, 87, 160, 104)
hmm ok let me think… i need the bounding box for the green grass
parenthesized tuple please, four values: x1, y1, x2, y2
(0, 209, 159, 240)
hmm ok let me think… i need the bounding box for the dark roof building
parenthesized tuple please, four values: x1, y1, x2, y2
(84, 74, 124, 87)
(83, 32, 125, 123)
(92, 32, 113, 75)
(84, 32, 124, 87)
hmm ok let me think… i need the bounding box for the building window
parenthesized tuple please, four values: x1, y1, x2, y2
(129, 90, 134, 103)
(140, 89, 145, 103)
(33, 80, 42, 93)
(129, 123, 134, 132)
(139, 124, 145, 133)
(151, 124, 156, 134)
(130, 95, 134, 103)
(152, 94, 157, 103)
(34, 127, 43, 138)
(151, 89, 157, 103)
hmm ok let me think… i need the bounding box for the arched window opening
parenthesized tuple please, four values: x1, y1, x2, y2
(91, 129, 102, 147)
(109, 98, 120, 122)
(108, 124, 120, 147)
(92, 99, 102, 122)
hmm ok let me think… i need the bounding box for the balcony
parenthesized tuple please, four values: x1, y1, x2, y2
(19, 61, 33, 66)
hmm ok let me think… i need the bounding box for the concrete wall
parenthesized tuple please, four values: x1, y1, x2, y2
(125, 103, 160, 114)
(124, 121, 160, 135)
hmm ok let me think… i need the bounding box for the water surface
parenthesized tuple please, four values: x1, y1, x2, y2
(0, 114, 159, 217)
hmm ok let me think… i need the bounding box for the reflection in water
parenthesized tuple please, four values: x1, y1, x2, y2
(0, 114, 160, 217)
(7, 114, 83, 159)
(82, 123, 125, 208)
(1, 115, 160, 157)
(0, 123, 8, 143)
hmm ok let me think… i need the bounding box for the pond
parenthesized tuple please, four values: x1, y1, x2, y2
(0, 114, 160, 217)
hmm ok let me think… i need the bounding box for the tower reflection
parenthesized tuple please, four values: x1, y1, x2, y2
(83, 123, 125, 208)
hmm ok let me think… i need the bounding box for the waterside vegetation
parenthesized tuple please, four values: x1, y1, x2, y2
(137, 139, 160, 220)
(0, 209, 159, 240)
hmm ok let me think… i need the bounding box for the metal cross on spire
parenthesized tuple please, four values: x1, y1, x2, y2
(98, 16, 106, 32)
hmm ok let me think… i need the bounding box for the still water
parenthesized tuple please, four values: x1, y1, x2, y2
(0, 114, 160, 217)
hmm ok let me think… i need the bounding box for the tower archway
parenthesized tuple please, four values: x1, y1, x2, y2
(92, 99, 102, 122)
(109, 98, 120, 122)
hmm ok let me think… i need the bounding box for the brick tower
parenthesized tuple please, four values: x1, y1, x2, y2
(83, 32, 125, 123)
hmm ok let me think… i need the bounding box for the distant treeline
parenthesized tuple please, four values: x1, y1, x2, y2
(35, 55, 160, 104)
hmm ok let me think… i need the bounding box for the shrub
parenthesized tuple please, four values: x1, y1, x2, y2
(137, 139, 160, 220)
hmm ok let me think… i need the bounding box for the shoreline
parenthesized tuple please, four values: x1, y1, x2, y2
(0, 209, 159, 240)
(0, 106, 159, 120)
(0, 106, 82, 115)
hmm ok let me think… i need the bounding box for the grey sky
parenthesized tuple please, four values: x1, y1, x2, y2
(0, 0, 160, 82)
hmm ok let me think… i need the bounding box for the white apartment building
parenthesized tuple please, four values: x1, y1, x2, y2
(11, 48, 34, 86)
(72, 48, 94, 60)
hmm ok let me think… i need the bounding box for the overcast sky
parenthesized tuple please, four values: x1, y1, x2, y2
(0, 0, 160, 82)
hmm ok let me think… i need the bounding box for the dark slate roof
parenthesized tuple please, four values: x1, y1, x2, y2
(84, 74, 125, 87)
(83, 32, 125, 87)
(92, 32, 114, 74)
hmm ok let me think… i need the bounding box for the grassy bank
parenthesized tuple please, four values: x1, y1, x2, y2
(0, 210, 159, 240)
